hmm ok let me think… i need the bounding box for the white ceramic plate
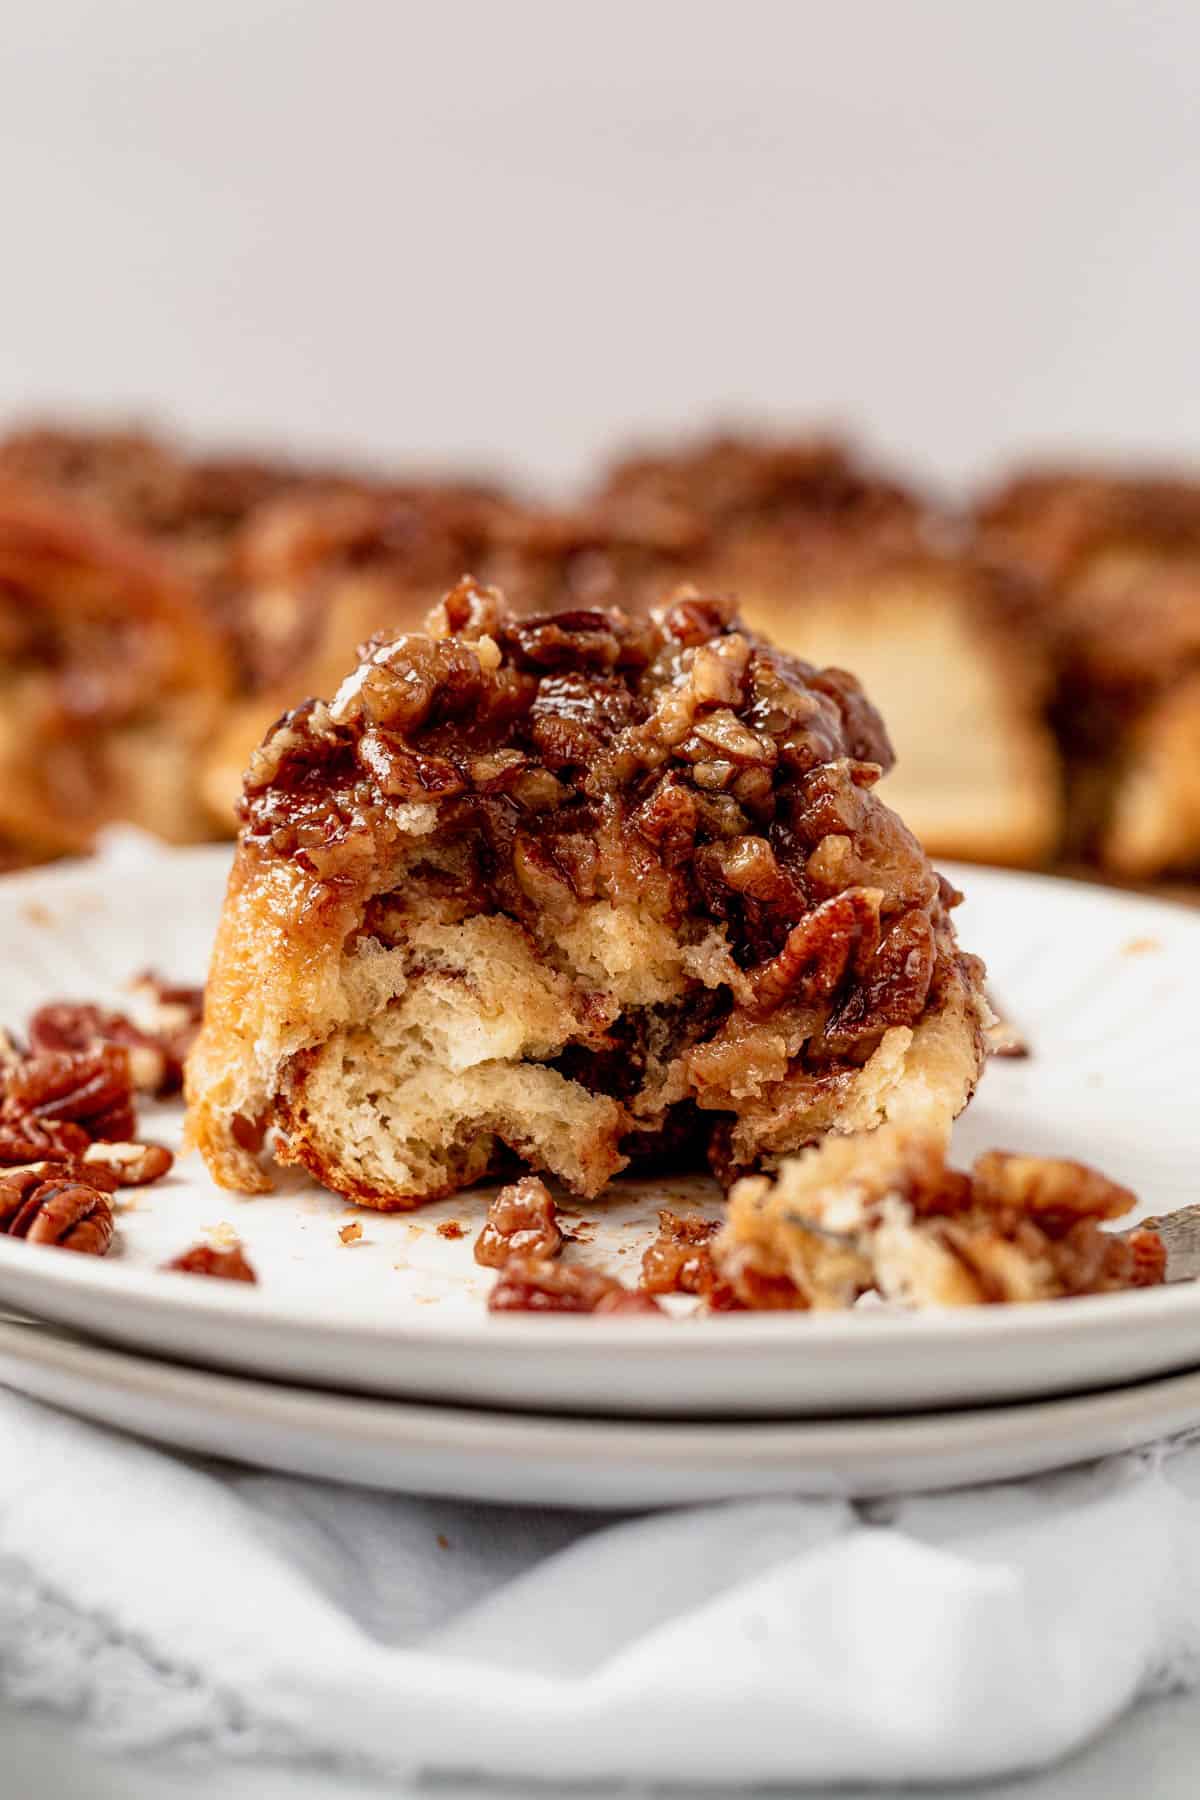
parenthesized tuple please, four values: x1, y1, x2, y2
(2, 1314, 1199, 1505)
(0, 844, 1196, 1419)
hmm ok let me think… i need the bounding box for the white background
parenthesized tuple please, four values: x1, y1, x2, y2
(2, 0, 1198, 494)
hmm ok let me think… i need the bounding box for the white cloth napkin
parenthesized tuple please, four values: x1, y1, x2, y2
(1, 1391, 1199, 1788)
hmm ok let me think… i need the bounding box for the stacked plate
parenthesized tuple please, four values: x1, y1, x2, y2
(0, 846, 1197, 1508)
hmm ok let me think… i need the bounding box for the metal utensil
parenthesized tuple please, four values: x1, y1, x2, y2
(1131, 1204, 1200, 1283)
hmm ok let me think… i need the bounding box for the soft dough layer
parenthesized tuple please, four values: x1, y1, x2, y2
(187, 583, 988, 1208)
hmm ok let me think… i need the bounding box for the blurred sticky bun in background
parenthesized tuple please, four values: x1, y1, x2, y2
(591, 434, 1060, 868)
(976, 467, 1200, 880)
(0, 417, 1197, 892)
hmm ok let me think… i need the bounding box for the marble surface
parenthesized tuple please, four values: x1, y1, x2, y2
(4, 1693, 1200, 1800)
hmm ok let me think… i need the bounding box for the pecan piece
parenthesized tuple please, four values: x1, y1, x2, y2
(0, 1166, 114, 1255)
(427, 575, 508, 640)
(747, 887, 882, 1015)
(29, 992, 198, 1097)
(0, 1116, 91, 1166)
(690, 634, 751, 706)
(5, 1045, 136, 1141)
(983, 991, 1030, 1059)
(502, 610, 624, 672)
(821, 907, 935, 1056)
(475, 1176, 563, 1268)
(488, 1254, 662, 1314)
(528, 671, 641, 772)
(163, 1242, 258, 1282)
(127, 971, 206, 1084)
(83, 1141, 174, 1187)
(970, 1151, 1136, 1228)
(356, 730, 466, 800)
(1125, 1228, 1169, 1288)
(640, 1209, 721, 1296)
(660, 595, 736, 646)
(592, 1286, 665, 1315)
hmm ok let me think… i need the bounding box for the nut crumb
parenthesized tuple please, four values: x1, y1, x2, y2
(436, 1533, 451, 1550)
(640, 1209, 730, 1302)
(1122, 936, 1162, 956)
(488, 1253, 664, 1315)
(983, 992, 1030, 1059)
(475, 1177, 562, 1268)
(338, 1220, 363, 1245)
(164, 1241, 257, 1283)
(20, 903, 53, 928)
(436, 1220, 466, 1240)
(84, 1140, 173, 1186)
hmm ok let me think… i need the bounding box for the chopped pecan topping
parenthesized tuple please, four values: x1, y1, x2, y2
(241, 585, 898, 890)
(163, 1242, 258, 1282)
(487, 1254, 663, 1315)
(474, 1176, 563, 1268)
(127, 971, 205, 1079)
(0, 1166, 115, 1255)
(717, 1126, 1167, 1310)
(229, 584, 980, 1192)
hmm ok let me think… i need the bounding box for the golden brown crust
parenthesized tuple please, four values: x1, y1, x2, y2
(187, 582, 987, 1208)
